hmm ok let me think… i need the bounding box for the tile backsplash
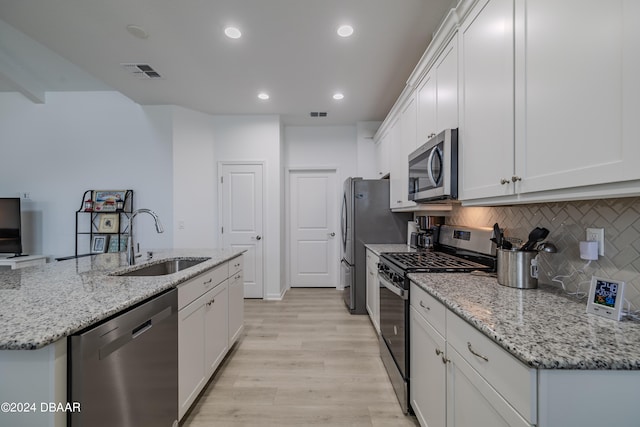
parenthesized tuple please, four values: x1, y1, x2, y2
(445, 197, 640, 310)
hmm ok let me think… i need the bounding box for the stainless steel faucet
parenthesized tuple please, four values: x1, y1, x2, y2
(127, 208, 164, 265)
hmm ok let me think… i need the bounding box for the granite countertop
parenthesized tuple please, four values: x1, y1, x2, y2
(365, 244, 418, 256)
(409, 272, 640, 370)
(0, 249, 244, 350)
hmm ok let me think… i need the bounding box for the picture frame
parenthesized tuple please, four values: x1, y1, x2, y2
(93, 190, 126, 212)
(91, 235, 108, 253)
(107, 235, 129, 253)
(97, 213, 119, 233)
(586, 276, 626, 321)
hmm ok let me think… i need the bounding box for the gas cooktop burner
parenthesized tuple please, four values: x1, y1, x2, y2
(381, 251, 493, 272)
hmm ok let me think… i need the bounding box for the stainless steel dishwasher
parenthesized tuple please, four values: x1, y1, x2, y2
(69, 288, 178, 427)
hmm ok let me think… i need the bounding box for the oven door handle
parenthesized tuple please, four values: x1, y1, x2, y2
(380, 275, 407, 300)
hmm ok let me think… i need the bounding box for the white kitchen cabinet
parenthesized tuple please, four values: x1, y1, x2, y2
(203, 282, 229, 375)
(365, 249, 380, 334)
(410, 283, 448, 427)
(460, 0, 640, 203)
(178, 259, 244, 420)
(410, 280, 535, 427)
(458, 0, 515, 201)
(515, 0, 640, 194)
(417, 72, 437, 145)
(375, 131, 391, 178)
(390, 96, 417, 210)
(228, 255, 244, 345)
(416, 34, 459, 147)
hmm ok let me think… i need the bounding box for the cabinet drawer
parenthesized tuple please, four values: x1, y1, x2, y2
(410, 282, 446, 337)
(366, 250, 379, 269)
(178, 263, 229, 310)
(229, 255, 243, 276)
(446, 311, 536, 424)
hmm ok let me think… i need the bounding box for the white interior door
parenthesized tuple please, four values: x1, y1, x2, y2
(219, 163, 264, 298)
(289, 169, 337, 287)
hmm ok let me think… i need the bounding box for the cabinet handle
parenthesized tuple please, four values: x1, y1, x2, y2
(206, 298, 215, 306)
(511, 176, 522, 183)
(435, 348, 449, 364)
(397, 200, 402, 204)
(419, 301, 430, 311)
(500, 178, 510, 185)
(235, 274, 241, 280)
(203, 278, 213, 285)
(467, 342, 489, 362)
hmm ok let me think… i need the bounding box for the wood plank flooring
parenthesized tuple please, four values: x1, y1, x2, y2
(180, 288, 419, 427)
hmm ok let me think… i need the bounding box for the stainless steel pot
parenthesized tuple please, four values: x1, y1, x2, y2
(496, 249, 539, 289)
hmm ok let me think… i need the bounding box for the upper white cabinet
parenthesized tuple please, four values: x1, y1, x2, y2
(458, 0, 516, 201)
(417, 72, 437, 144)
(375, 130, 391, 178)
(460, 0, 640, 203)
(516, 0, 640, 194)
(389, 96, 418, 210)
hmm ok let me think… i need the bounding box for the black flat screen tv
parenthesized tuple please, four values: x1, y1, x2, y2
(0, 198, 23, 256)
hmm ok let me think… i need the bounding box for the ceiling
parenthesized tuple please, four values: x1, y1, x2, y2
(0, 0, 454, 126)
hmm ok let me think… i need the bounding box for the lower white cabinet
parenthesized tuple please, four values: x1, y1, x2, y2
(365, 249, 380, 333)
(228, 267, 244, 345)
(410, 280, 535, 427)
(178, 256, 244, 420)
(410, 306, 446, 427)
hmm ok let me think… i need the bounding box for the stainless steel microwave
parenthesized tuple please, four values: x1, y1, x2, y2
(408, 128, 458, 202)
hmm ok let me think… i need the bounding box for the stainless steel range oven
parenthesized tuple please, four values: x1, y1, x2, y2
(378, 225, 496, 414)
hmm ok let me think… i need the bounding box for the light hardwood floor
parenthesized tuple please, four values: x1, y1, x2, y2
(180, 288, 419, 427)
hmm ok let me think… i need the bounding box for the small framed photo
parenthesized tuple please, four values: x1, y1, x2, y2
(107, 235, 129, 253)
(91, 235, 108, 253)
(93, 190, 126, 212)
(586, 276, 626, 321)
(97, 213, 119, 233)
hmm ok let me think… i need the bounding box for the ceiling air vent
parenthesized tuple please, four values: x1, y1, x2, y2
(121, 63, 162, 79)
(309, 112, 328, 118)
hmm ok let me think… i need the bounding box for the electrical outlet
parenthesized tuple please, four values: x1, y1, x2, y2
(586, 228, 605, 256)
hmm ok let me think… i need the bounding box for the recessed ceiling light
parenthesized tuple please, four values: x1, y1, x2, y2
(224, 26, 242, 39)
(333, 93, 344, 100)
(337, 25, 354, 37)
(126, 24, 149, 39)
(257, 92, 269, 100)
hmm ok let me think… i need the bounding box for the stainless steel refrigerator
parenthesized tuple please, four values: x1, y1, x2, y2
(341, 178, 412, 314)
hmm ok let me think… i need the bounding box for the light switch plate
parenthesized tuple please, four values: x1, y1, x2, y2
(586, 228, 605, 256)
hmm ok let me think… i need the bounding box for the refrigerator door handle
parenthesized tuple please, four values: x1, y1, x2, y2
(341, 193, 347, 250)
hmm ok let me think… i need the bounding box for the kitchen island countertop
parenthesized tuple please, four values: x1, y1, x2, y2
(0, 249, 244, 350)
(409, 272, 640, 370)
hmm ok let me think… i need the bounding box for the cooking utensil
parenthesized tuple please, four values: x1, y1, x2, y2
(536, 242, 557, 253)
(492, 223, 503, 248)
(520, 227, 549, 251)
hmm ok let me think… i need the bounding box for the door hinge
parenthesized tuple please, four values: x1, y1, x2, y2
(220, 176, 223, 184)
(221, 226, 224, 234)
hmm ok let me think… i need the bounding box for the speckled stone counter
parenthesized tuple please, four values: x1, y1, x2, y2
(365, 243, 417, 256)
(409, 272, 640, 370)
(0, 249, 244, 350)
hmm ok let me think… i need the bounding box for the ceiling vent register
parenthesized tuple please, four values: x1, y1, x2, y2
(309, 112, 328, 117)
(121, 63, 162, 79)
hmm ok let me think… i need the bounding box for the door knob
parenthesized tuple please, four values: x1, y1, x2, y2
(329, 232, 336, 237)
(255, 235, 262, 241)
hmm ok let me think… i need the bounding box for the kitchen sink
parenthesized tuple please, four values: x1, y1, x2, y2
(114, 257, 210, 276)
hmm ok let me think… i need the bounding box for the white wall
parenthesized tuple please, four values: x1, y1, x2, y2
(356, 121, 381, 179)
(0, 91, 174, 258)
(172, 106, 218, 249)
(212, 115, 283, 299)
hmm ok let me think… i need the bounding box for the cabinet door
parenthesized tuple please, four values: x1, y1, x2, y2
(365, 250, 380, 333)
(375, 132, 391, 178)
(204, 281, 229, 376)
(228, 270, 244, 345)
(178, 299, 206, 419)
(410, 307, 446, 427)
(517, 0, 639, 193)
(388, 118, 405, 209)
(417, 72, 437, 145)
(391, 97, 418, 210)
(459, 0, 516, 200)
(435, 36, 458, 132)
(447, 345, 531, 427)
